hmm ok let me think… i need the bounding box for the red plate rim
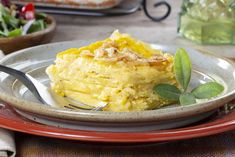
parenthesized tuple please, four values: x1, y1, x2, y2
(0, 104, 234, 143)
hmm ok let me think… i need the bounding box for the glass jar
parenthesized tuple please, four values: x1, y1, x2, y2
(178, 0, 235, 44)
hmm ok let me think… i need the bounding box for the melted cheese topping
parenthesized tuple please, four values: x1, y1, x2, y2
(46, 30, 177, 112)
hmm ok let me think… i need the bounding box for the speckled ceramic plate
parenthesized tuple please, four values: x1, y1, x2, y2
(0, 41, 235, 132)
(0, 102, 234, 142)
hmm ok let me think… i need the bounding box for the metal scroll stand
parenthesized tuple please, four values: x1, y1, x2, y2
(142, 0, 171, 22)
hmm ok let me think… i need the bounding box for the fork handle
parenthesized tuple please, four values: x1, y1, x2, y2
(0, 64, 46, 104)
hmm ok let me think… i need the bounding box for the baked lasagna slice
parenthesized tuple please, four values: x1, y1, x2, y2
(46, 31, 177, 112)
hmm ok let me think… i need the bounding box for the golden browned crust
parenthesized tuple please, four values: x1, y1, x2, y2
(79, 41, 169, 66)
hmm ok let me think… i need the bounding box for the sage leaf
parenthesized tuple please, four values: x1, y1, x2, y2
(192, 82, 224, 99)
(174, 48, 192, 92)
(153, 84, 181, 101)
(180, 93, 196, 105)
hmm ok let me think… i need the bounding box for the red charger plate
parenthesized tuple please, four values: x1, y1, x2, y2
(0, 103, 234, 143)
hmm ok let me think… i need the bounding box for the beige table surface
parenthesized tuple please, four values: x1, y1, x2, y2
(51, 2, 177, 43)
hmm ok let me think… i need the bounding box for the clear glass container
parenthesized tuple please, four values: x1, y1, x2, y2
(178, 0, 235, 44)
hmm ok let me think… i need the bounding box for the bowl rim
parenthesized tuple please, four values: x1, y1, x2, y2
(0, 41, 235, 123)
(0, 15, 56, 42)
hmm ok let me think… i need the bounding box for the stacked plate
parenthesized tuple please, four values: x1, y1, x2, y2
(12, 0, 142, 16)
(0, 41, 234, 143)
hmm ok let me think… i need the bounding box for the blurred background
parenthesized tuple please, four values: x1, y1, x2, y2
(1, 0, 235, 58)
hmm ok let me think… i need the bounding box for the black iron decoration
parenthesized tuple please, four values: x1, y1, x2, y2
(142, 0, 171, 22)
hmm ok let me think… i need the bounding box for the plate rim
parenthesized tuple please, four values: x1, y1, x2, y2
(0, 103, 234, 143)
(1, 41, 235, 122)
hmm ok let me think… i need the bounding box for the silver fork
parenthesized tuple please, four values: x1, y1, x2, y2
(0, 65, 107, 111)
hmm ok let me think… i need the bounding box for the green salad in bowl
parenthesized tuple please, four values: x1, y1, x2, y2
(0, 1, 47, 38)
(0, 0, 56, 54)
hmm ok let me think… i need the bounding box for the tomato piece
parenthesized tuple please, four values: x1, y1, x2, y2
(21, 3, 35, 20)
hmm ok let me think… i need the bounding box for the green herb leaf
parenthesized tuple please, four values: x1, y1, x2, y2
(0, 4, 7, 15)
(8, 28, 22, 37)
(0, 30, 7, 36)
(154, 48, 224, 107)
(153, 83, 181, 101)
(0, 12, 8, 34)
(174, 48, 192, 92)
(192, 82, 224, 99)
(36, 13, 47, 20)
(27, 20, 45, 34)
(179, 93, 196, 105)
(3, 13, 20, 29)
